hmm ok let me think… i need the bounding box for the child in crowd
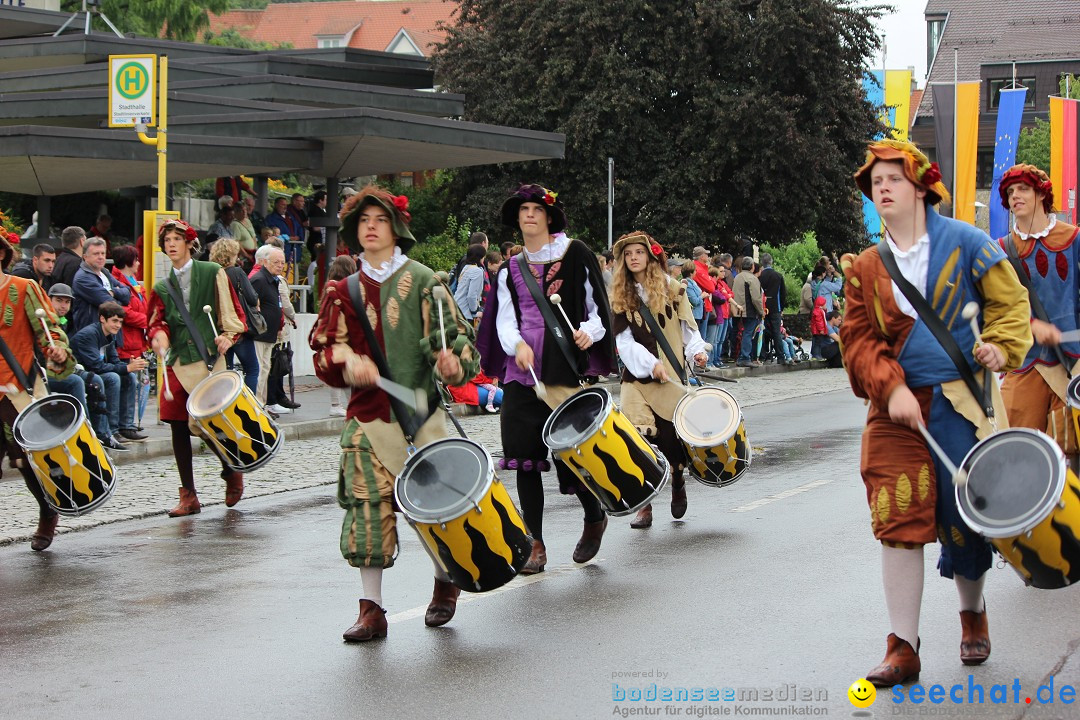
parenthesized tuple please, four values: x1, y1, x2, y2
(809, 295, 827, 360)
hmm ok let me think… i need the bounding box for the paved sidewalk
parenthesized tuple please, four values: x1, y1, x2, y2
(1, 366, 852, 546)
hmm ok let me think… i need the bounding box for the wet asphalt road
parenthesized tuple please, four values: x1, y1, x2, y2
(2, 390, 1079, 720)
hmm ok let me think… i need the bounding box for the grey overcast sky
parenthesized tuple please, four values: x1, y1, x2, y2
(859, 1, 929, 85)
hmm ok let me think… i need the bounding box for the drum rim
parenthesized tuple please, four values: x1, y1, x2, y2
(956, 427, 1066, 538)
(394, 437, 495, 524)
(12, 394, 85, 450)
(540, 386, 613, 451)
(673, 386, 743, 446)
(186, 370, 244, 419)
(1067, 374, 1080, 409)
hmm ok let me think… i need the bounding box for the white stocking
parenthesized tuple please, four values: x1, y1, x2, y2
(881, 544, 924, 648)
(954, 574, 986, 613)
(360, 566, 384, 607)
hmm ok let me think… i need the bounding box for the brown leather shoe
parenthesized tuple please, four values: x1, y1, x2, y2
(343, 599, 387, 642)
(573, 516, 608, 563)
(168, 487, 201, 517)
(670, 477, 687, 519)
(960, 606, 990, 665)
(521, 540, 547, 575)
(425, 578, 461, 627)
(630, 504, 653, 529)
(866, 633, 920, 687)
(30, 512, 59, 552)
(222, 471, 244, 507)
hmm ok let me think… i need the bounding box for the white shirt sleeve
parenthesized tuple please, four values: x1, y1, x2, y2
(615, 327, 660, 379)
(495, 267, 524, 356)
(682, 320, 708, 362)
(578, 265, 607, 342)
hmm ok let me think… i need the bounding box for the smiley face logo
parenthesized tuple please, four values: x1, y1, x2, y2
(848, 678, 876, 708)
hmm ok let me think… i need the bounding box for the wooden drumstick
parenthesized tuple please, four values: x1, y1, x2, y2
(432, 286, 448, 352)
(550, 293, 576, 330)
(34, 309, 56, 349)
(528, 363, 547, 401)
(917, 422, 968, 488)
(203, 304, 218, 337)
(961, 302, 982, 345)
(159, 351, 174, 402)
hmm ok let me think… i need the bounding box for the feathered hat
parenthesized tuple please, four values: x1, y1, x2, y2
(339, 185, 415, 253)
(500, 183, 567, 234)
(999, 164, 1055, 214)
(854, 139, 951, 207)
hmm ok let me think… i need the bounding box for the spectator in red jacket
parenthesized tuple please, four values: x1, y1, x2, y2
(809, 295, 828, 360)
(110, 245, 150, 425)
(691, 246, 717, 346)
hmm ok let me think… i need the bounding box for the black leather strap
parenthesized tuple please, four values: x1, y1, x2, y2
(877, 241, 994, 420)
(0, 334, 34, 393)
(515, 252, 582, 380)
(346, 271, 423, 442)
(162, 275, 214, 370)
(637, 303, 687, 385)
(1002, 236, 1072, 377)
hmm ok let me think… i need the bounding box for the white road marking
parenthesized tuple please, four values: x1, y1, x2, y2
(387, 559, 602, 624)
(729, 476, 837, 513)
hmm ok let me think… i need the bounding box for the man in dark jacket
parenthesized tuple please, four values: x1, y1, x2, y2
(758, 253, 793, 365)
(71, 238, 131, 333)
(52, 226, 86, 289)
(10, 243, 56, 292)
(70, 301, 148, 448)
(249, 247, 285, 409)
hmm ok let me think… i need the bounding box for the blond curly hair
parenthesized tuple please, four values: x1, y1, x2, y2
(610, 238, 675, 316)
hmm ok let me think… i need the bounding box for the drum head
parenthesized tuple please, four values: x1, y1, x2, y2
(674, 387, 741, 445)
(543, 388, 611, 450)
(396, 438, 492, 523)
(13, 395, 83, 450)
(1068, 375, 1080, 410)
(958, 429, 1065, 538)
(187, 372, 242, 418)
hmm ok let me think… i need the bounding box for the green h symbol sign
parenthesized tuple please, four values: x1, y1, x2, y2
(116, 62, 149, 100)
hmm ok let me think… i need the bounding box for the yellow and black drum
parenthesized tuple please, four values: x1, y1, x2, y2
(187, 371, 282, 472)
(957, 428, 1080, 589)
(1066, 375, 1080, 444)
(673, 386, 751, 488)
(12, 394, 115, 516)
(396, 438, 531, 593)
(542, 386, 669, 516)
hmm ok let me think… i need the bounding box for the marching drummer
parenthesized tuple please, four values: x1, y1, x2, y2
(146, 220, 248, 517)
(0, 231, 74, 551)
(475, 184, 616, 573)
(841, 140, 1032, 686)
(996, 164, 1080, 461)
(309, 186, 478, 642)
(609, 232, 708, 528)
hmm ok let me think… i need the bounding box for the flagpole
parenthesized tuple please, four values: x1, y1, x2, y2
(953, 47, 958, 218)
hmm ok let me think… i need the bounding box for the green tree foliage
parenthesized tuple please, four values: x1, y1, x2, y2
(433, 0, 886, 258)
(61, 0, 230, 41)
(203, 29, 291, 51)
(1017, 118, 1051, 173)
(761, 231, 822, 312)
(1060, 74, 1080, 100)
(409, 215, 473, 274)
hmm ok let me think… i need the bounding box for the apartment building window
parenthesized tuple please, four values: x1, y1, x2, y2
(988, 78, 1036, 109)
(317, 38, 343, 49)
(927, 16, 946, 71)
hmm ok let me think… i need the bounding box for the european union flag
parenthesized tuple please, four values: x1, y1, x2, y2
(990, 88, 1028, 239)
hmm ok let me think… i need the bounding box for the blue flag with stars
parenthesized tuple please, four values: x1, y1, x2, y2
(990, 88, 1028, 239)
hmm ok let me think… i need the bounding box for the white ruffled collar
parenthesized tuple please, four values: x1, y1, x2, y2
(522, 233, 570, 263)
(1014, 214, 1057, 241)
(361, 247, 408, 283)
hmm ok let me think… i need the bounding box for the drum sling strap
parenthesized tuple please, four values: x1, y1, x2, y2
(1001, 236, 1073, 377)
(877, 240, 995, 421)
(0, 334, 35, 394)
(346, 271, 435, 444)
(637, 304, 688, 386)
(516, 253, 583, 382)
(161, 277, 215, 371)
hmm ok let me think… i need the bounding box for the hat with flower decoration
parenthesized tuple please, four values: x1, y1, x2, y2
(854, 139, 951, 207)
(612, 231, 667, 267)
(0, 231, 17, 271)
(998, 163, 1055, 214)
(339, 185, 416, 253)
(500, 183, 567, 234)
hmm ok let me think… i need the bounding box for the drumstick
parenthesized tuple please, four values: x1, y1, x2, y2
(159, 351, 174, 402)
(34, 309, 57, 349)
(203, 304, 218, 338)
(528, 363, 547, 401)
(432, 286, 448, 352)
(550, 293, 576, 330)
(917, 423, 968, 488)
(961, 302, 983, 345)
